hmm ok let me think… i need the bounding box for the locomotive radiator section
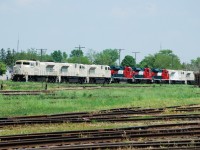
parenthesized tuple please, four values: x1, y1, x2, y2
(195, 73, 200, 87)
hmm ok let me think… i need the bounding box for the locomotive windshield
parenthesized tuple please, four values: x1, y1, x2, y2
(15, 61, 30, 65)
(23, 62, 30, 65)
(16, 62, 22, 65)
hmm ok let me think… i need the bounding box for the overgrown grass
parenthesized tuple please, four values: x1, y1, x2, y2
(0, 81, 199, 117)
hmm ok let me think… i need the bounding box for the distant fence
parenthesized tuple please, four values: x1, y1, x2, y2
(195, 73, 200, 87)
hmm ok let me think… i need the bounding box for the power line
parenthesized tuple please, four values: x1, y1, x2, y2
(37, 49, 47, 61)
(132, 51, 140, 65)
(75, 45, 85, 63)
(118, 49, 125, 66)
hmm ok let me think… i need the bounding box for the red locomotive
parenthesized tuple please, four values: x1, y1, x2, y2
(111, 66, 153, 83)
(111, 66, 134, 83)
(152, 69, 169, 83)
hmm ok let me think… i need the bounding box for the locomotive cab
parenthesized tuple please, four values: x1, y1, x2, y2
(12, 60, 36, 81)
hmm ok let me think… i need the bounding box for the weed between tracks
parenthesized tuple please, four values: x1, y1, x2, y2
(0, 120, 193, 136)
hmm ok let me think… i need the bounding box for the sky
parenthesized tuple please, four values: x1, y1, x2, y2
(0, 0, 200, 64)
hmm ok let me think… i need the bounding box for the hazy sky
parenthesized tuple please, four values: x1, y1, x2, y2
(0, 0, 199, 63)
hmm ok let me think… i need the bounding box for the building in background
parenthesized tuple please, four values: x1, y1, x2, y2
(0, 67, 12, 80)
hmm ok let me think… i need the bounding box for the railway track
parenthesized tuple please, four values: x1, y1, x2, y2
(0, 122, 200, 149)
(0, 90, 54, 96)
(53, 85, 153, 91)
(34, 140, 200, 150)
(0, 85, 153, 96)
(0, 104, 200, 127)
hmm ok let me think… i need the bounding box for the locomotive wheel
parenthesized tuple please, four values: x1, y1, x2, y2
(78, 78, 84, 84)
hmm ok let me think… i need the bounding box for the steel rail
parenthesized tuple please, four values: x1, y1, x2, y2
(1, 113, 200, 127)
(0, 90, 52, 93)
(1, 133, 200, 149)
(1, 123, 200, 149)
(1, 122, 199, 141)
(0, 104, 200, 127)
(33, 140, 200, 150)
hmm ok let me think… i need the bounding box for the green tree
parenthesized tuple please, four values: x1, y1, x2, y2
(70, 49, 83, 57)
(68, 56, 91, 64)
(0, 62, 6, 75)
(13, 49, 53, 62)
(121, 55, 135, 67)
(86, 49, 97, 64)
(13, 50, 38, 62)
(42, 54, 54, 62)
(154, 50, 181, 69)
(62, 52, 68, 62)
(139, 54, 155, 68)
(51, 50, 63, 62)
(69, 49, 86, 63)
(139, 49, 182, 69)
(0, 48, 6, 63)
(26, 48, 39, 60)
(182, 62, 192, 71)
(14, 51, 25, 60)
(191, 57, 200, 73)
(94, 49, 119, 66)
(6, 48, 14, 66)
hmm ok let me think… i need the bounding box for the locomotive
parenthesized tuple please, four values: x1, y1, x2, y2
(152, 69, 195, 84)
(111, 66, 134, 83)
(134, 68, 152, 83)
(111, 67, 153, 83)
(12, 60, 195, 84)
(152, 69, 169, 83)
(12, 60, 111, 83)
(111, 67, 195, 84)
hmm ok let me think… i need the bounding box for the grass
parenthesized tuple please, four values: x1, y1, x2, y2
(0, 120, 189, 136)
(0, 81, 200, 136)
(0, 81, 199, 117)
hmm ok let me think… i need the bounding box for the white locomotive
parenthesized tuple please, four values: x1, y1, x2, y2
(12, 60, 111, 83)
(168, 70, 195, 84)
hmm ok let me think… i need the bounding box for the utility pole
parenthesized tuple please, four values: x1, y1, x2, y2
(37, 49, 47, 61)
(160, 42, 162, 51)
(118, 49, 124, 66)
(132, 51, 140, 65)
(75, 45, 85, 63)
(17, 34, 19, 52)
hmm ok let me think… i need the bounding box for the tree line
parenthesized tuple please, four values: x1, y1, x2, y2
(0, 47, 199, 75)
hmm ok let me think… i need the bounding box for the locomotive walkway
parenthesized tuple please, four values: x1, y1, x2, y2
(0, 122, 200, 149)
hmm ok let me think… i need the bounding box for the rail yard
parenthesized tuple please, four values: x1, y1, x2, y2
(0, 81, 200, 149)
(1, 0, 200, 149)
